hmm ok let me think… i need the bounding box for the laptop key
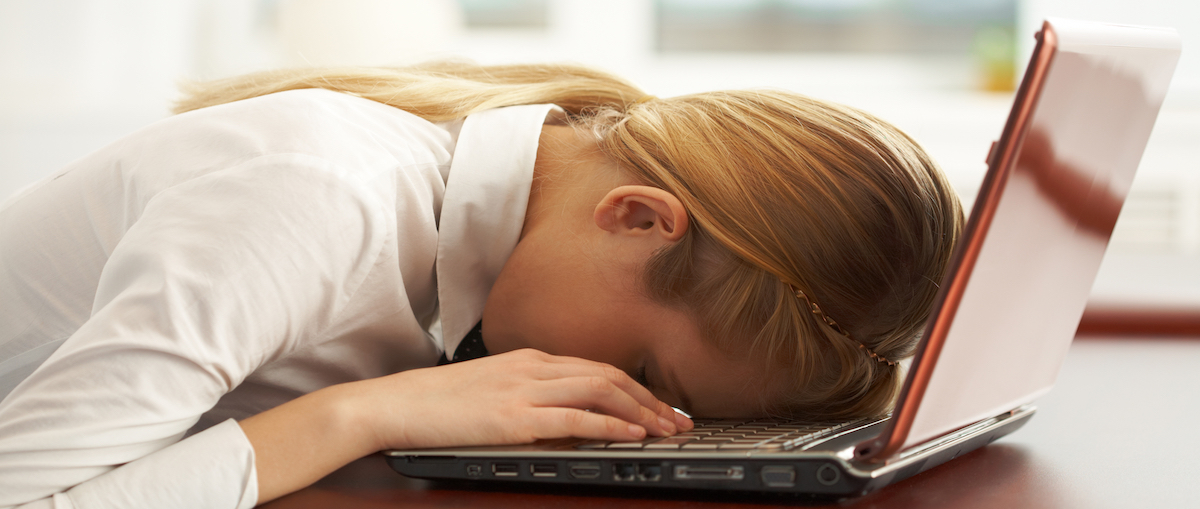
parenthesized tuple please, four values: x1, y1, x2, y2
(644, 437, 694, 450)
(718, 442, 762, 449)
(607, 441, 651, 449)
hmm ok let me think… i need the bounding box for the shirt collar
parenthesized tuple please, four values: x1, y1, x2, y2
(435, 104, 557, 356)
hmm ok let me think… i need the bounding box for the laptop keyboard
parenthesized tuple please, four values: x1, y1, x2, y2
(574, 418, 875, 451)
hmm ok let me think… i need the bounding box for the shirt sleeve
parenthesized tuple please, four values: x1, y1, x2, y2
(0, 154, 391, 508)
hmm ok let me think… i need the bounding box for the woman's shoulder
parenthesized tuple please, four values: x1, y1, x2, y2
(51, 90, 459, 210)
(3, 90, 459, 254)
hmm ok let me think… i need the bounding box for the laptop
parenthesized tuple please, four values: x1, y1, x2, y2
(385, 17, 1181, 497)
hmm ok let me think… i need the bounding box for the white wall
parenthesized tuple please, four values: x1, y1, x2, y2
(0, 0, 201, 198)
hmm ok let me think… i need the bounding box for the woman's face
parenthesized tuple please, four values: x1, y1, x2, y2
(481, 226, 784, 418)
(480, 124, 785, 418)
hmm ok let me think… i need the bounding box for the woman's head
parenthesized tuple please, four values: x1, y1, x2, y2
(175, 63, 963, 420)
(581, 90, 963, 419)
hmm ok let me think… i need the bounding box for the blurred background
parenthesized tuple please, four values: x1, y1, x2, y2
(1, 0, 1197, 307)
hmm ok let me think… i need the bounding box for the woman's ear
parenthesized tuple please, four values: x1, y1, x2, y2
(594, 186, 689, 243)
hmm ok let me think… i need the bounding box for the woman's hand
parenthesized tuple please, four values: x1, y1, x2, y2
(350, 348, 694, 451)
(241, 348, 692, 504)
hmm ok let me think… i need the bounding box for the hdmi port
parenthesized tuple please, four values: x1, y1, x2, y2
(568, 462, 601, 479)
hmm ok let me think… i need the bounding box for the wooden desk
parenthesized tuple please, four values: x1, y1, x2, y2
(263, 337, 1200, 509)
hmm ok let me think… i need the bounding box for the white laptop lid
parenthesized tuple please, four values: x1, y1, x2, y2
(856, 18, 1181, 460)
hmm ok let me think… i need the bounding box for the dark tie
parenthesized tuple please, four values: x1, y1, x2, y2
(437, 320, 489, 365)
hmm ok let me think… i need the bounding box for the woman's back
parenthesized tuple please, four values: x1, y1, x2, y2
(0, 88, 455, 401)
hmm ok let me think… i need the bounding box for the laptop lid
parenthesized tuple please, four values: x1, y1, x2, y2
(856, 18, 1181, 461)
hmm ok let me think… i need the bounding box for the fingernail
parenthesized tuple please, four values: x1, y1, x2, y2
(628, 424, 646, 439)
(674, 413, 694, 431)
(658, 416, 676, 435)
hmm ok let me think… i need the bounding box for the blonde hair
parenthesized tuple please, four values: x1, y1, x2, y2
(174, 61, 645, 120)
(176, 63, 962, 420)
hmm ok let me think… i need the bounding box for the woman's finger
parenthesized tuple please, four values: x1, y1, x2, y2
(528, 376, 674, 436)
(529, 407, 648, 442)
(523, 354, 692, 432)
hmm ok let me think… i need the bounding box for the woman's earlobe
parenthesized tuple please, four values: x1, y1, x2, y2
(594, 186, 689, 242)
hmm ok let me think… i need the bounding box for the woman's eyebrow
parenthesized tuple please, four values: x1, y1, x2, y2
(666, 366, 694, 414)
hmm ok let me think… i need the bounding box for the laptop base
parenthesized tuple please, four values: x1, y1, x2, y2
(386, 406, 1034, 497)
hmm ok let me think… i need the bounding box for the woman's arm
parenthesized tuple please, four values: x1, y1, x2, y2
(242, 349, 690, 504)
(0, 156, 392, 508)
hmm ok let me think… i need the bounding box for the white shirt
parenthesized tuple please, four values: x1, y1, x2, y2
(0, 89, 556, 508)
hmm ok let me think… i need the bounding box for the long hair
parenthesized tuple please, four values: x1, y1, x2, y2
(174, 62, 645, 120)
(176, 62, 963, 419)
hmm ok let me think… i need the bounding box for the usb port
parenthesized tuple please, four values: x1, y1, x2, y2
(530, 463, 558, 478)
(491, 463, 519, 477)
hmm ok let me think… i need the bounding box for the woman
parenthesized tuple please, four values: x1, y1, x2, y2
(0, 62, 961, 507)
